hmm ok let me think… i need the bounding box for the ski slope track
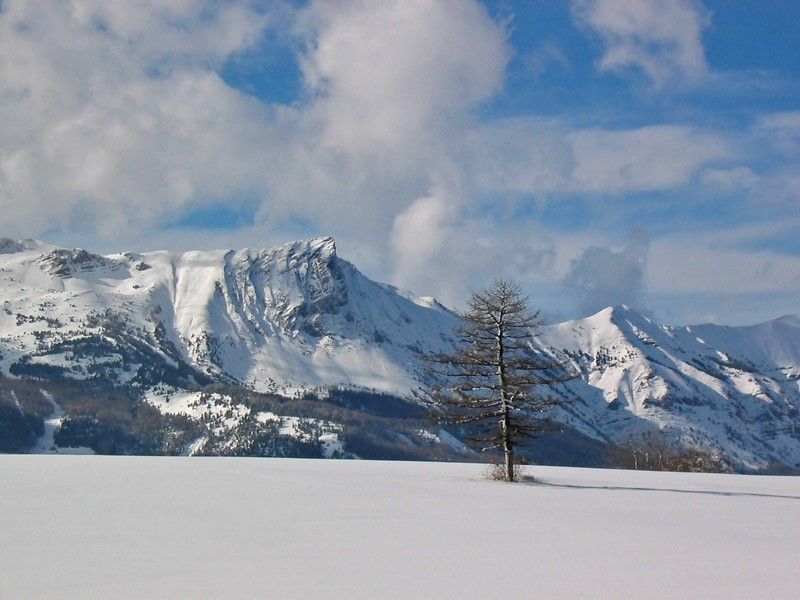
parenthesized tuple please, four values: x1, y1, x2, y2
(0, 236, 799, 469)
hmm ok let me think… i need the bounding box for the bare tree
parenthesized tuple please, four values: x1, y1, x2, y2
(607, 432, 727, 473)
(427, 279, 575, 482)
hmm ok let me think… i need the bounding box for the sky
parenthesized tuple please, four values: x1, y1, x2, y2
(0, 0, 798, 326)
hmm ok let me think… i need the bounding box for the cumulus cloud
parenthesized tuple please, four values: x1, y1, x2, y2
(0, 0, 796, 323)
(389, 187, 555, 305)
(0, 0, 273, 236)
(0, 0, 738, 246)
(563, 229, 649, 316)
(571, 0, 710, 87)
(0, 0, 511, 249)
(296, 0, 507, 154)
(253, 0, 510, 243)
(0, 0, 525, 305)
(389, 193, 454, 288)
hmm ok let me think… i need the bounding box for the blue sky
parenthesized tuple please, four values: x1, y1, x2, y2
(0, 0, 798, 325)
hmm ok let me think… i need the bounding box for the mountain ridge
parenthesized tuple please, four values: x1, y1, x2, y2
(0, 235, 798, 470)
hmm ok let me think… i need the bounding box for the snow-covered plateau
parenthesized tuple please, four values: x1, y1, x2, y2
(1, 455, 798, 599)
(0, 236, 799, 470)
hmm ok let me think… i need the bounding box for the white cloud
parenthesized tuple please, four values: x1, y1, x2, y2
(701, 167, 759, 191)
(389, 193, 453, 289)
(389, 187, 555, 305)
(0, 0, 509, 244)
(756, 110, 800, 132)
(754, 110, 800, 158)
(0, 0, 520, 294)
(571, 0, 710, 87)
(701, 113, 800, 213)
(296, 0, 507, 154)
(649, 237, 800, 295)
(258, 0, 510, 244)
(567, 125, 728, 192)
(563, 229, 649, 316)
(0, 1, 797, 325)
(467, 120, 729, 195)
(0, 0, 273, 236)
(465, 120, 575, 195)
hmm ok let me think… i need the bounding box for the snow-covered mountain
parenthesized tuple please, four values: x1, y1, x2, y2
(0, 236, 798, 470)
(539, 306, 800, 469)
(0, 236, 456, 395)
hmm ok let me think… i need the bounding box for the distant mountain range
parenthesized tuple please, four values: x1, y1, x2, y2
(0, 236, 798, 471)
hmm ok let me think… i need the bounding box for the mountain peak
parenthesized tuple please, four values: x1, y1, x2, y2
(584, 304, 643, 323)
(277, 236, 336, 260)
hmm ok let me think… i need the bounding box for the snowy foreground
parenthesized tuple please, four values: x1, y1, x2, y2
(1, 457, 798, 599)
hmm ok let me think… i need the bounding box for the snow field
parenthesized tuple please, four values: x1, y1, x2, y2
(1, 456, 798, 599)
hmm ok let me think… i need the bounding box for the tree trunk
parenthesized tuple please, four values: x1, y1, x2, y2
(503, 414, 514, 482)
(497, 323, 514, 481)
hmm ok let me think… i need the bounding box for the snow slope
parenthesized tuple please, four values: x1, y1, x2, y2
(539, 305, 800, 469)
(1, 455, 797, 599)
